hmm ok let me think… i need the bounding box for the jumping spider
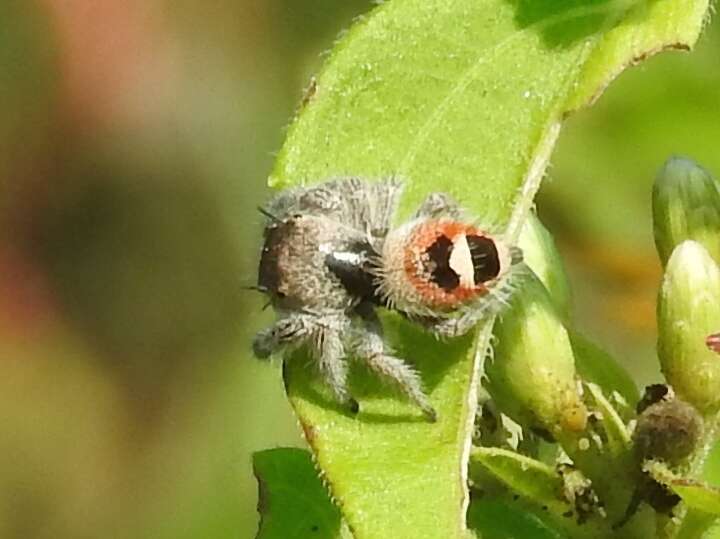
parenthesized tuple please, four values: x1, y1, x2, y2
(252, 178, 522, 421)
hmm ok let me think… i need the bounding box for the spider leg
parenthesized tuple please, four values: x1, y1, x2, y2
(413, 192, 461, 219)
(255, 312, 359, 413)
(252, 314, 313, 359)
(316, 325, 359, 414)
(350, 315, 436, 421)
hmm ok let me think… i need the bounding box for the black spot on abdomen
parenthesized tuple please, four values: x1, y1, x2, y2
(467, 235, 500, 283)
(425, 235, 459, 291)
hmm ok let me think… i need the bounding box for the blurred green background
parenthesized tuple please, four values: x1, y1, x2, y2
(0, 1, 718, 537)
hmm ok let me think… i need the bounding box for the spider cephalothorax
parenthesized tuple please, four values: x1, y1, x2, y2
(252, 178, 522, 421)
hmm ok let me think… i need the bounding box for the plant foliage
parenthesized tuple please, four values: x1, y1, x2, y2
(255, 0, 712, 537)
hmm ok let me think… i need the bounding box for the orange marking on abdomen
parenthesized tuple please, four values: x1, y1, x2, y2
(403, 219, 488, 310)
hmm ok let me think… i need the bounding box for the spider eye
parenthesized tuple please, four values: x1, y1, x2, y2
(466, 235, 500, 283)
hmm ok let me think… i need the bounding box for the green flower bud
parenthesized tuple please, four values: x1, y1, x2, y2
(488, 272, 586, 438)
(652, 156, 720, 267)
(518, 213, 572, 319)
(658, 240, 720, 413)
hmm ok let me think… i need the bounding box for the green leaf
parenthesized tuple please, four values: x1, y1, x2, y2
(584, 382, 632, 458)
(284, 321, 481, 539)
(563, 0, 710, 113)
(268, 0, 709, 537)
(470, 447, 620, 537)
(470, 447, 569, 515)
(570, 332, 639, 411)
(253, 448, 352, 539)
(468, 497, 568, 539)
(645, 460, 720, 515)
(673, 483, 720, 516)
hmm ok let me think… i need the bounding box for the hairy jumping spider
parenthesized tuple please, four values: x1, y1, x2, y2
(253, 178, 522, 421)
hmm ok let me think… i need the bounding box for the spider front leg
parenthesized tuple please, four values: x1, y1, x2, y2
(254, 313, 359, 414)
(414, 192, 461, 219)
(252, 314, 314, 359)
(316, 326, 359, 414)
(350, 318, 436, 422)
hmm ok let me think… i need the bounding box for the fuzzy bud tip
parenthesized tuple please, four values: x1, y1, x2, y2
(653, 156, 720, 267)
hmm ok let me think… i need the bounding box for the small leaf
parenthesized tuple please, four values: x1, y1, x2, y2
(467, 497, 568, 539)
(470, 447, 569, 515)
(584, 382, 632, 458)
(645, 460, 720, 515)
(253, 448, 350, 539)
(671, 482, 720, 516)
(570, 332, 639, 410)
